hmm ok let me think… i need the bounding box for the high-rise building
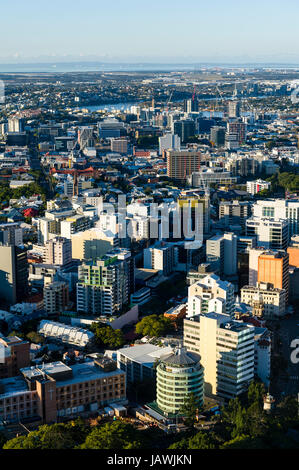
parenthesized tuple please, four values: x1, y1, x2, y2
(43, 236, 72, 266)
(246, 218, 288, 251)
(143, 242, 178, 276)
(184, 99, 199, 113)
(156, 347, 204, 415)
(43, 281, 69, 316)
(0, 244, 28, 305)
(227, 101, 241, 118)
(159, 133, 180, 155)
(166, 150, 201, 180)
(0, 223, 23, 246)
(60, 215, 92, 239)
(257, 251, 289, 302)
(173, 120, 196, 143)
(76, 249, 134, 316)
(251, 199, 299, 238)
(226, 121, 247, 146)
(206, 233, 237, 277)
(184, 313, 255, 399)
(219, 201, 251, 228)
(210, 126, 226, 147)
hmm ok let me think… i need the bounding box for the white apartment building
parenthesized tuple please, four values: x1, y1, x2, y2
(187, 274, 235, 318)
(184, 313, 255, 399)
(246, 179, 271, 195)
(60, 215, 91, 239)
(206, 233, 238, 277)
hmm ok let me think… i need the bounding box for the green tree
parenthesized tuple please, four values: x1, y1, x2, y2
(81, 421, 142, 449)
(90, 323, 125, 349)
(135, 314, 173, 337)
(179, 392, 202, 429)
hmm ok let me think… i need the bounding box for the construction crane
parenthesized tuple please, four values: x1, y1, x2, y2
(166, 90, 173, 112)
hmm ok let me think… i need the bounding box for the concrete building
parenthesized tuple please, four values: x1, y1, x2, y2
(0, 223, 23, 246)
(206, 233, 237, 277)
(184, 313, 255, 399)
(156, 347, 204, 415)
(252, 199, 299, 238)
(0, 360, 126, 424)
(246, 217, 288, 251)
(159, 133, 180, 155)
(0, 244, 29, 305)
(43, 236, 72, 266)
(257, 251, 289, 302)
(143, 242, 178, 276)
(187, 274, 235, 317)
(166, 150, 201, 180)
(60, 215, 91, 239)
(247, 179, 271, 195)
(43, 282, 69, 316)
(71, 228, 118, 261)
(219, 201, 251, 228)
(241, 283, 286, 318)
(0, 336, 30, 379)
(287, 235, 299, 267)
(77, 250, 134, 316)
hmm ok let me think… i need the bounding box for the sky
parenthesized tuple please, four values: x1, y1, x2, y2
(1, 0, 299, 64)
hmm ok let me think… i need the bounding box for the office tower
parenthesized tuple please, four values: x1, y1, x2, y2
(156, 347, 204, 415)
(184, 98, 199, 113)
(226, 121, 247, 146)
(0, 336, 30, 379)
(287, 235, 299, 267)
(219, 201, 251, 228)
(43, 281, 69, 316)
(257, 251, 289, 302)
(227, 101, 241, 118)
(76, 250, 134, 316)
(184, 313, 255, 399)
(166, 150, 201, 180)
(206, 233, 237, 277)
(187, 274, 235, 317)
(8, 117, 24, 133)
(241, 283, 286, 318)
(158, 133, 181, 155)
(78, 127, 94, 150)
(143, 242, 178, 276)
(0, 244, 28, 305)
(226, 155, 260, 177)
(43, 236, 72, 266)
(251, 199, 299, 238)
(210, 126, 226, 147)
(246, 218, 288, 251)
(173, 120, 196, 143)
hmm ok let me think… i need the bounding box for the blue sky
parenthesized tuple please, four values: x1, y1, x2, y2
(1, 0, 299, 63)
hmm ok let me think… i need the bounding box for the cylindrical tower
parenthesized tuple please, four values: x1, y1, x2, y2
(156, 347, 204, 415)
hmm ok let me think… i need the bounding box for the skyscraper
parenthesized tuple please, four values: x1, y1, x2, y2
(0, 244, 28, 305)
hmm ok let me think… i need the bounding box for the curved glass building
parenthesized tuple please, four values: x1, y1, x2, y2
(156, 347, 204, 415)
